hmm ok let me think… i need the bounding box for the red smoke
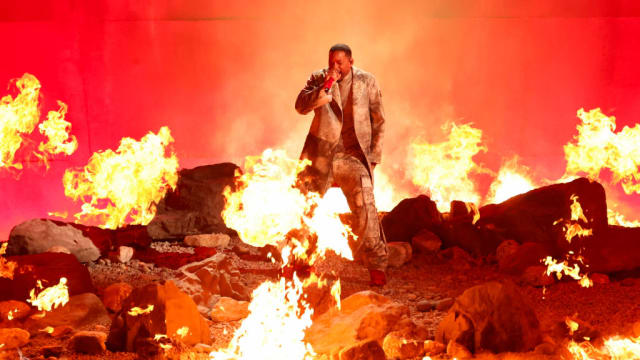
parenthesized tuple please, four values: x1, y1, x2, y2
(1, 0, 640, 239)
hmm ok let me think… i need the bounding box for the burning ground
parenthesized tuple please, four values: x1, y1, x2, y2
(2, 74, 640, 359)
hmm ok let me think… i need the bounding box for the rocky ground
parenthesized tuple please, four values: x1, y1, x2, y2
(6, 234, 640, 360)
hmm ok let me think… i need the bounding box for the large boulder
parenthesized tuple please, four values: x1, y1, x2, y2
(107, 280, 211, 352)
(436, 281, 541, 353)
(147, 163, 240, 240)
(381, 195, 442, 243)
(305, 291, 410, 357)
(0, 328, 29, 349)
(0, 253, 94, 302)
(580, 226, 640, 274)
(7, 219, 100, 262)
(478, 177, 607, 252)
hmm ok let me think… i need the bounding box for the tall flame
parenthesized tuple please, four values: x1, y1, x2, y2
(408, 122, 487, 212)
(544, 256, 593, 288)
(27, 277, 69, 312)
(35, 100, 78, 168)
(62, 126, 178, 229)
(564, 108, 640, 195)
(485, 157, 535, 204)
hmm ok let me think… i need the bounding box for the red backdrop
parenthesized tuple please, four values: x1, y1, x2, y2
(1, 0, 640, 239)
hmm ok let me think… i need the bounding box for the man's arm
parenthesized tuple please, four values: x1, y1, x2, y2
(295, 71, 329, 115)
(369, 75, 385, 164)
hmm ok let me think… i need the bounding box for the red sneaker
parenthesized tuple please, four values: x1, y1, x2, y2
(369, 269, 387, 286)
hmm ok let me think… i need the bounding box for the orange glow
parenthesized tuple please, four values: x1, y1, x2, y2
(554, 195, 593, 244)
(485, 157, 536, 204)
(40, 326, 54, 334)
(35, 101, 78, 169)
(62, 126, 179, 229)
(544, 256, 593, 288)
(408, 122, 486, 212)
(128, 304, 154, 316)
(607, 208, 640, 227)
(176, 326, 189, 338)
(27, 277, 70, 312)
(0, 243, 17, 279)
(568, 337, 640, 359)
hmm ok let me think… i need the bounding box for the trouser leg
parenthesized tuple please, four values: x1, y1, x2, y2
(332, 154, 388, 271)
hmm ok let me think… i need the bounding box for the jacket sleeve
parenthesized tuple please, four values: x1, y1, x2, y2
(369, 75, 385, 164)
(295, 71, 326, 115)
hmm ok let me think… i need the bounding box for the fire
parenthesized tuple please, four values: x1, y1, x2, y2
(0, 243, 17, 279)
(568, 337, 640, 359)
(607, 208, 640, 227)
(408, 122, 487, 212)
(62, 126, 179, 229)
(0, 73, 77, 171)
(330, 280, 342, 311)
(40, 326, 54, 334)
(35, 101, 78, 168)
(127, 304, 154, 316)
(544, 256, 593, 288)
(27, 277, 69, 312)
(223, 149, 353, 265)
(7, 309, 16, 321)
(566, 317, 580, 335)
(176, 326, 189, 338)
(554, 195, 593, 243)
(564, 108, 640, 195)
(485, 157, 536, 204)
(373, 167, 407, 211)
(208, 275, 316, 360)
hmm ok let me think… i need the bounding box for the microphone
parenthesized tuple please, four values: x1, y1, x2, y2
(323, 77, 335, 93)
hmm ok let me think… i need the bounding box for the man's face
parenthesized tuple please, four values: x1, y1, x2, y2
(328, 50, 353, 78)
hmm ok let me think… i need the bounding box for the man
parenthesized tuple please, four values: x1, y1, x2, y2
(295, 43, 388, 286)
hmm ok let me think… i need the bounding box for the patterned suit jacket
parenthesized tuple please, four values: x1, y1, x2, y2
(295, 66, 385, 192)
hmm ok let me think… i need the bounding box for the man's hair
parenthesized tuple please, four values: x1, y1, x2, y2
(329, 43, 352, 57)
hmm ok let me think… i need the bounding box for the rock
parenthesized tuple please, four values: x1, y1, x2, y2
(382, 331, 425, 359)
(387, 242, 412, 268)
(306, 291, 410, 357)
(46, 245, 71, 254)
(101, 282, 134, 312)
(478, 177, 608, 251)
(496, 239, 520, 264)
(416, 300, 435, 312)
(499, 242, 552, 274)
(438, 246, 474, 270)
(621, 277, 638, 287)
(23, 293, 109, 334)
(535, 342, 557, 355)
(107, 280, 211, 352)
(381, 195, 442, 243)
(423, 340, 446, 356)
(41, 345, 63, 357)
(338, 339, 386, 360)
(147, 163, 240, 240)
(7, 219, 100, 262)
(0, 253, 95, 302)
(116, 246, 134, 263)
(0, 328, 29, 349)
(210, 297, 249, 322)
(590, 273, 610, 284)
(411, 229, 442, 253)
(174, 253, 250, 311)
(68, 331, 107, 354)
(581, 226, 640, 274)
(436, 281, 541, 353)
(449, 201, 478, 224)
(133, 246, 217, 269)
(447, 340, 472, 359)
(521, 265, 556, 287)
(51, 325, 74, 338)
(406, 293, 417, 301)
(439, 219, 503, 256)
(184, 233, 230, 248)
(435, 298, 454, 311)
(0, 300, 30, 321)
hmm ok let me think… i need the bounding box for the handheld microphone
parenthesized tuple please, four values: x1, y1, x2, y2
(323, 77, 335, 93)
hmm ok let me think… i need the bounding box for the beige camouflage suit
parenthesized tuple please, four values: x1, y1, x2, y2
(295, 66, 388, 271)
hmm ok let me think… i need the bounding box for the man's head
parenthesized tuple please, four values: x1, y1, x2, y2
(328, 43, 354, 79)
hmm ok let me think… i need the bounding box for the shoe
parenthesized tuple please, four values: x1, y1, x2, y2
(369, 269, 386, 286)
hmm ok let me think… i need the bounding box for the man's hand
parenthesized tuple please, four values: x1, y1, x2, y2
(326, 67, 341, 83)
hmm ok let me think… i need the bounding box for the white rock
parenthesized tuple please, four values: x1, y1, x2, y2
(117, 246, 134, 263)
(184, 233, 230, 248)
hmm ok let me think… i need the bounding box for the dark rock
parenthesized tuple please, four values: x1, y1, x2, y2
(381, 195, 442, 243)
(338, 339, 386, 360)
(498, 242, 552, 274)
(101, 282, 134, 312)
(24, 293, 109, 334)
(449, 201, 478, 225)
(581, 226, 640, 274)
(68, 331, 107, 354)
(435, 298, 454, 311)
(147, 163, 240, 240)
(436, 281, 541, 353)
(387, 242, 412, 268)
(107, 280, 211, 352)
(411, 229, 442, 253)
(495, 240, 519, 264)
(382, 331, 425, 359)
(416, 300, 436, 312)
(41, 345, 63, 357)
(478, 177, 607, 252)
(133, 246, 217, 269)
(521, 265, 556, 287)
(438, 246, 475, 270)
(0, 253, 95, 302)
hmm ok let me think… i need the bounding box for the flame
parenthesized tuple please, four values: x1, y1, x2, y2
(554, 195, 593, 244)
(128, 304, 154, 316)
(408, 122, 487, 212)
(564, 108, 640, 195)
(35, 101, 78, 168)
(0, 73, 77, 171)
(27, 277, 69, 311)
(40, 326, 54, 334)
(607, 208, 640, 227)
(0, 243, 17, 279)
(568, 337, 640, 359)
(7, 309, 16, 321)
(544, 256, 593, 288)
(485, 157, 536, 204)
(208, 275, 316, 360)
(330, 280, 342, 311)
(373, 168, 407, 211)
(62, 126, 178, 229)
(222, 149, 353, 265)
(566, 317, 580, 335)
(176, 326, 189, 338)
